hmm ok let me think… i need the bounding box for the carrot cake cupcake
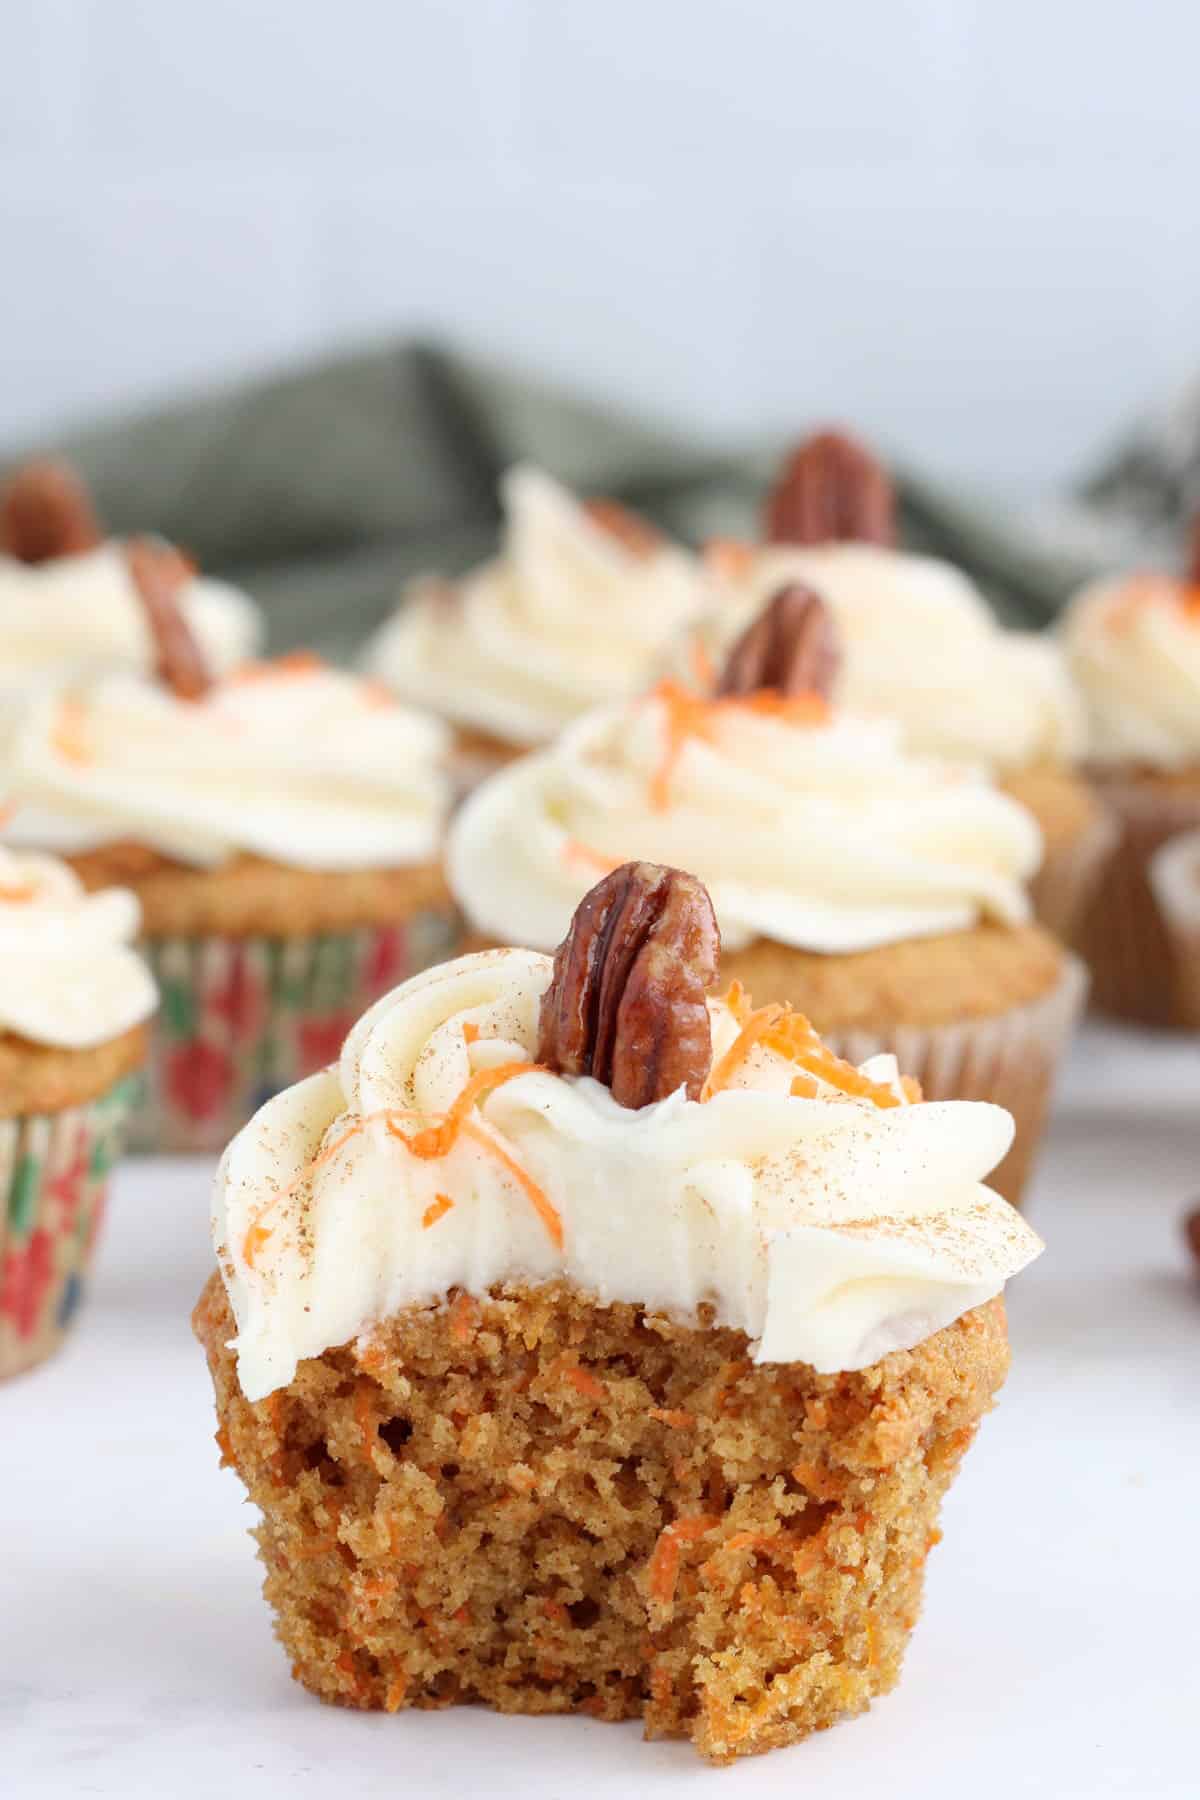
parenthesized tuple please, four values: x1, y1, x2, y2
(687, 429, 1109, 942)
(3, 563, 459, 1149)
(0, 845, 156, 1376)
(1063, 544, 1200, 1025)
(365, 465, 710, 788)
(194, 862, 1042, 1762)
(448, 590, 1085, 1205)
(0, 459, 260, 725)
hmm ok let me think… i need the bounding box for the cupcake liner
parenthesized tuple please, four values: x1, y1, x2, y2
(0, 1072, 142, 1379)
(1026, 806, 1119, 947)
(130, 909, 462, 1154)
(1149, 829, 1200, 1030)
(1076, 777, 1200, 1027)
(822, 954, 1088, 1209)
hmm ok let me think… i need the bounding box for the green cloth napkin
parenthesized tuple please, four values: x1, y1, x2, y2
(5, 340, 1181, 657)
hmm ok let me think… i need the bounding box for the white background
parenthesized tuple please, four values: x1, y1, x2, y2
(4, 0, 1200, 487)
(5, 1022, 1198, 1797)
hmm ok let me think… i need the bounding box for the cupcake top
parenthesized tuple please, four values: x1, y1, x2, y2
(693, 427, 1082, 773)
(365, 465, 709, 748)
(0, 461, 260, 710)
(4, 655, 452, 870)
(446, 664, 1042, 956)
(0, 846, 157, 1049)
(1060, 570, 1200, 769)
(214, 867, 1042, 1403)
(694, 541, 1083, 774)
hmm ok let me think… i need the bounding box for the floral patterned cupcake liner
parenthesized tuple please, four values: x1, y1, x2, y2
(129, 910, 462, 1153)
(0, 1072, 142, 1379)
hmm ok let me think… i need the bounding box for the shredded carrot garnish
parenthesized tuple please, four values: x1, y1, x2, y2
(703, 1002, 785, 1097)
(242, 1220, 273, 1268)
(648, 1408, 695, 1429)
(648, 1515, 720, 1605)
(703, 537, 755, 582)
(562, 838, 618, 874)
(461, 1118, 564, 1250)
(387, 1061, 541, 1159)
(563, 1364, 606, 1402)
(0, 883, 36, 903)
(422, 1193, 454, 1230)
(644, 679, 830, 812)
(51, 697, 91, 765)
(449, 1292, 479, 1344)
(359, 676, 397, 708)
(462, 1021, 480, 1044)
(708, 982, 913, 1110)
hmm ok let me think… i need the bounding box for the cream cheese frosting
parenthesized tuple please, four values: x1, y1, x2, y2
(0, 541, 261, 707)
(0, 846, 157, 1049)
(1061, 573, 1200, 768)
(3, 659, 452, 870)
(446, 690, 1043, 955)
(213, 947, 1042, 1402)
(365, 465, 710, 747)
(695, 542, 1084, 772)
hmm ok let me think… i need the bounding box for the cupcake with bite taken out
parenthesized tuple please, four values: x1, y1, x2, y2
(0, 845, 156, 1376)
(0, 459, 260, 736)
(1063, 529, 1200, 1026)
(682, 429, 1112, 945)
(194, 860, 1041, 1762)
(3, 547, 459, 1150)
(365, 465, 711, 791)
(448, 587, 1085, 1206)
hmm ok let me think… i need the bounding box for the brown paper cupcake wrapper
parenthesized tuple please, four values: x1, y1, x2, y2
(1026, 807, 1119, 947)
(821, 954, 1088, 1209)
(0, 1073, 142, 1379)
(129, 907, 462, 1154)
(1076, 778, 1200, 1027)
(1148, 829, 1200, 1030)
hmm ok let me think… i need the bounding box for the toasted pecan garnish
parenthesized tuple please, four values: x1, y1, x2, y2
(764, 427, 895, 547)
(537, 862, 720, 1108)
(716, 583, 840, 701)
(126, 536, 211, 700)
(583, 497, 663, 557)
(0, 459, 104, 563)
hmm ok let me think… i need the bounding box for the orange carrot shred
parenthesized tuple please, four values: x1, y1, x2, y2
(422, 1193, 454, 1230)
(242, 1220, 273, 1267)
(648, 1515, 720, 1605)
(449, 1292, 479, 1344)
(462, 1022, 480, 1044)
(563, 1364, 606, 1402)
(562, 838, 619, 874)
(51, 697, 91, 765)
(648, 1407, 695, 1429)
(460, 1119, 564, 1250)
(384, 1673, 409, 1712)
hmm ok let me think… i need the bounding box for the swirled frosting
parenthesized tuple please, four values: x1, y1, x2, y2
(4, 659, 452, 870)
(0, 846, 157, 1049)
(0, 541, 261, 706)
(213, 947, 1041, 1401)
(1061, 573, 1200, 767)
(446, 691, 1042, 955)
(365, 465, 709, 746)
(695, 543, 1083, 772)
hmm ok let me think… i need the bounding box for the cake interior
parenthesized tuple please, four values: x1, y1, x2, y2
(194, 1275, 1007, 1764)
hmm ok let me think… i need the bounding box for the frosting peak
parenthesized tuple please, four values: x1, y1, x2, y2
(366, 465, 709, 746)
(0, 847, 157, 1049)
(696, 541, 1084, 772)
(213, 947, 1041, 1401)
(1062, 573, 1200, 767)
(4, 659, 452, 870)
(446, 688, 1043, 956)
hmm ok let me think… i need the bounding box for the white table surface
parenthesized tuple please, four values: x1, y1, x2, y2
(6, 1022, 1198, 1799)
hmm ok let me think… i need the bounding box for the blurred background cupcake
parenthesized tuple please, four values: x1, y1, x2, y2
(366, 464, 711, 791)
(686, 430, 1112, 946)
(447, 589, 1085, 1205)
(2, 558, 459, 1150)
(0, 847, 156, 1376)
(0, 459, 261, 732)
(1063, 545, 1200, 1026)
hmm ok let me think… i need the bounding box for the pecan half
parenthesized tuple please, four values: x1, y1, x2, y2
(583, 497, 663, 557)
(764, 428, 895, 547)
(0, 459, 104, 563)
(126, 536, 211, 701)
(716, 583, 840, 700)
(537, 862, 720, 1108)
